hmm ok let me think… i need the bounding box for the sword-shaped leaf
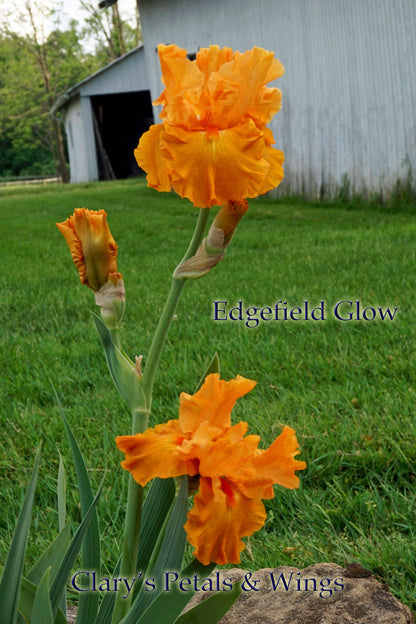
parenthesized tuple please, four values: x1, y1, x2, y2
(119, 476, 188, 624)
(31, 568, 53, 624)
(174, 581, 241, 624)
(0, 446, 41, 624)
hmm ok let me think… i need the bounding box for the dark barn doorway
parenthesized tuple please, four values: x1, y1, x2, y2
(91, 90, 154, 180)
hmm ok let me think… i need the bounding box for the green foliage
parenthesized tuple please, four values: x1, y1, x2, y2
(0, 179, 415, 616)
(0, 25, 92, 177)
(92, 313, 146, 413)
(0, 1, 139, 179)
(80, 2, 141, 67)
(0, 34, 50, 176)
(120, 477, 190, 624)
(31, 568, 54, 624)
(0, 352, 229, 623)
(175, 582, 242, 624)
(60, 407, 101, 623)
(0, 447, 41, 624)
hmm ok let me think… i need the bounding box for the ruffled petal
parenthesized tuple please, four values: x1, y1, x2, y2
(134, 124, 171, 192)
(116, 420, 198, 486)
(160, 119, 278, 207)
(258, 147, 285, 195)
(154, 44, 205, 128)
(155, 44, 189, 91)
(179, 420, 225, 459)
(208, 47, 284, 129)
(240, 426, 307, 499)
(179, 373, 256, 434)
(185, 476, 267, 565)
(198, 422, 260, 481)
(248, 86, 282, 128)
(257, 127, 285, 195)
(196, 45, 234, 77)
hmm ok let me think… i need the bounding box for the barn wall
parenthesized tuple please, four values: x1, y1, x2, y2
(138, 0, 416, 198)
(64, 96, 98, 183)
(61, 47, 151, 184)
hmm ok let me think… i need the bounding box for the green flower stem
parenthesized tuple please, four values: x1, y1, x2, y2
(120, 474, 143, 574)
(111, 207, 209, 623)
(123, 409, 150, 560)
(111, 411, 149, 623)
(141, 207, 210, 406)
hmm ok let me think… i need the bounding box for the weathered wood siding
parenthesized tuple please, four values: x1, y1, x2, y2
(64, 96, 98, 183)
(62, 47, 150, 183)
(138, 0, 416, 198)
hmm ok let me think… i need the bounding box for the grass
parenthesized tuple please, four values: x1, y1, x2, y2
(1, 178, 415, 612)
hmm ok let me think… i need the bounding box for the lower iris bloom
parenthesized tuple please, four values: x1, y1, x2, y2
(116, 374, 306, 565)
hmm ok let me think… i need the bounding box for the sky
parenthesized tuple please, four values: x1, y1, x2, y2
(0, 0, 136, 43)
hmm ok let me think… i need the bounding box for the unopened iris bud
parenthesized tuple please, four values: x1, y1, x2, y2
(173, 199, 248, 279)
(210, 199, 248, 246)
(56, 208, 125, 327)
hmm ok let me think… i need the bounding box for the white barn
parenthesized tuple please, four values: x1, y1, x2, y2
(58, 0, 416, 198)
(137, 0, 416, 199)
(53, 46, 153, 183)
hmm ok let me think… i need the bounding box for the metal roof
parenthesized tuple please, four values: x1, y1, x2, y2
(51, 44, 145, 115)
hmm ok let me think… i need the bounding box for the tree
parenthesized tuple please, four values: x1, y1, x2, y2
(0, 8, 96, 179)
(0, 0, 140, 180)
(81, 0, 141, 66)
(25, 2, 70, 181)
(0, 32, 54, 177)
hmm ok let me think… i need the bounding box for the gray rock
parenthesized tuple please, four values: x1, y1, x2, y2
(184, 563, 414, 624)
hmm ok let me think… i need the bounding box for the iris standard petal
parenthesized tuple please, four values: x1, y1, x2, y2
(196, 45, 234, 77)
(179, 373, 256, 433)
(208, 46, 284, 129)
(154, 44, 205, 127)
(198, 423, 259, 480)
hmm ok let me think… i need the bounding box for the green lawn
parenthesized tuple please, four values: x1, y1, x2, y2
(1, 179, 415, 611)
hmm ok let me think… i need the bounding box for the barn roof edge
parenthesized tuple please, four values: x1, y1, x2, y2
(50, 44, 144, 116)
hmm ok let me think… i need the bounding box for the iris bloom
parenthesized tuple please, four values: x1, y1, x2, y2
(135, 44, 285, 208)
(116, 374, 306, 565)
(56, 208, 122, 292)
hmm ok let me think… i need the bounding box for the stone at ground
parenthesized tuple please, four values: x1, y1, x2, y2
(184, 563, 414, 624)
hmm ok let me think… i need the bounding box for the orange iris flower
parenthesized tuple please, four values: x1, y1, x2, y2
(116, 374, 306, 565)
(135, 44, 285, 208)
(56, 208, 122, 292)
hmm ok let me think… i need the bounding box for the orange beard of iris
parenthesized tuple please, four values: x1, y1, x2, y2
(135, 44, 285, 208)
(219, 476, 237, 506)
